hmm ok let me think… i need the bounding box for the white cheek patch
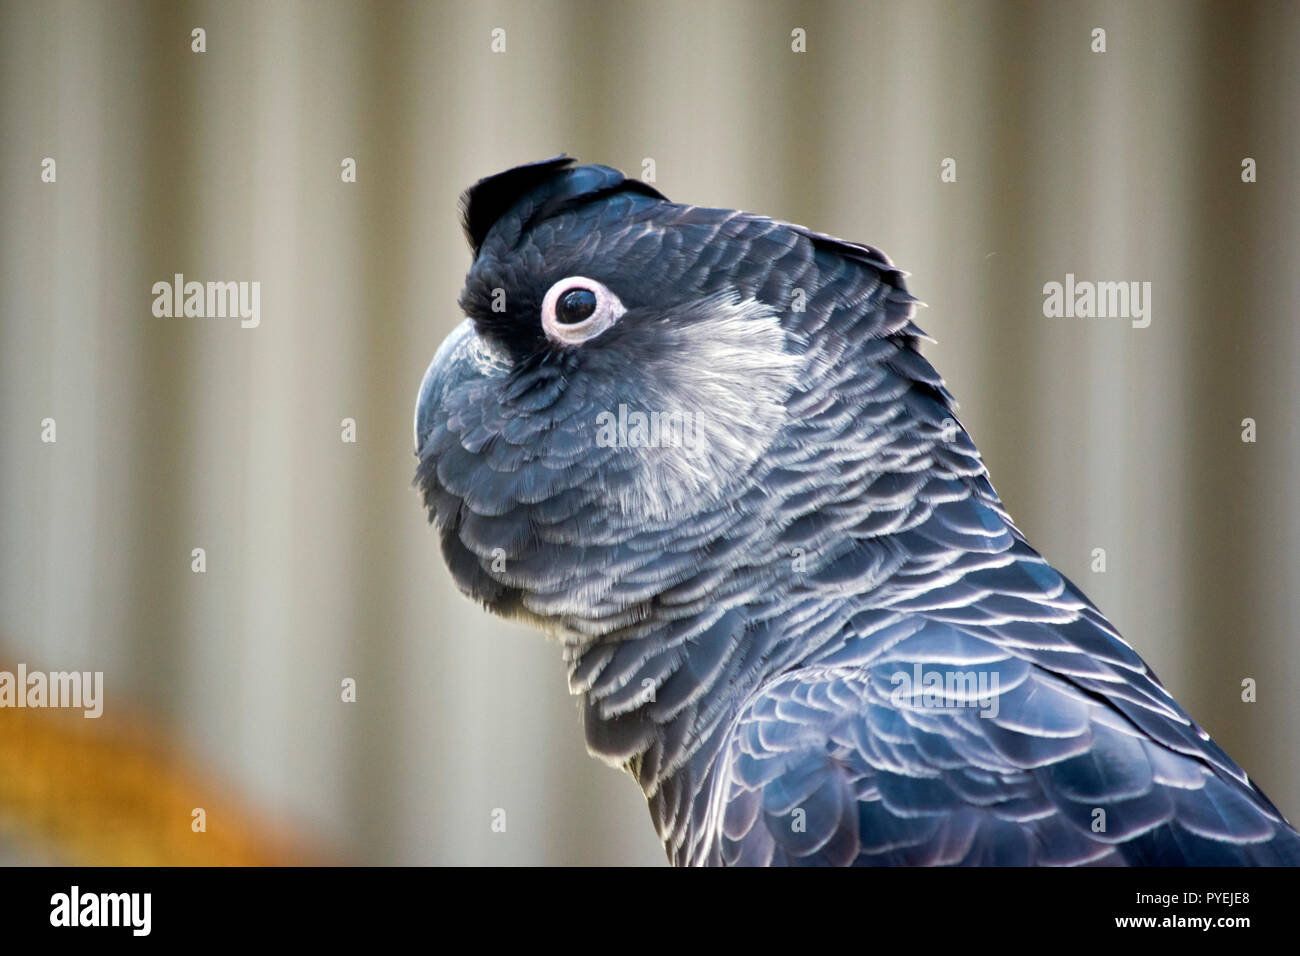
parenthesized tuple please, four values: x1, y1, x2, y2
(597, 292, 804, 520)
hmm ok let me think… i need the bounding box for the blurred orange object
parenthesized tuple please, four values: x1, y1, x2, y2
(0, 665, 323, 866)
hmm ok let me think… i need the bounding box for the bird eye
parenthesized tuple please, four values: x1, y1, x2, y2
(541, 277, 625, 345)
(556, 288, 597, 324)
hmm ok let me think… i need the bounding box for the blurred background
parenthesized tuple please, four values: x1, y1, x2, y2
(1, 0, 1297, 865)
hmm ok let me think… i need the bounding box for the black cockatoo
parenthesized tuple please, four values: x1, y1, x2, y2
(414, 157, 1300, 866)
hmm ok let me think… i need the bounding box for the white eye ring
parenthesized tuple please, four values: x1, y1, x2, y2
(541, 277, 626, 345)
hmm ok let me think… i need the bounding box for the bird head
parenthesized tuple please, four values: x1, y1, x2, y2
(414, 157, 975, 650)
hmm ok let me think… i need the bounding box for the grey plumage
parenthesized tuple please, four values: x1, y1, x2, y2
(414, 156, 1300, 866)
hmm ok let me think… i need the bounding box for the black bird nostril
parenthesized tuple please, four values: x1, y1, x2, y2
(555, 288, 597, 324)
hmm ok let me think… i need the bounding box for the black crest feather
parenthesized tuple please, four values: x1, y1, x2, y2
(459, 155, 667, 257)
(460, 155, 576, 256)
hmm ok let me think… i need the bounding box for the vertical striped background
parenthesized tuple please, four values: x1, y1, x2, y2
(1, 0, 1297, 865)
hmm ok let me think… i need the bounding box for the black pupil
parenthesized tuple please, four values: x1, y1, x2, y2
(556, 288, 597, 324)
